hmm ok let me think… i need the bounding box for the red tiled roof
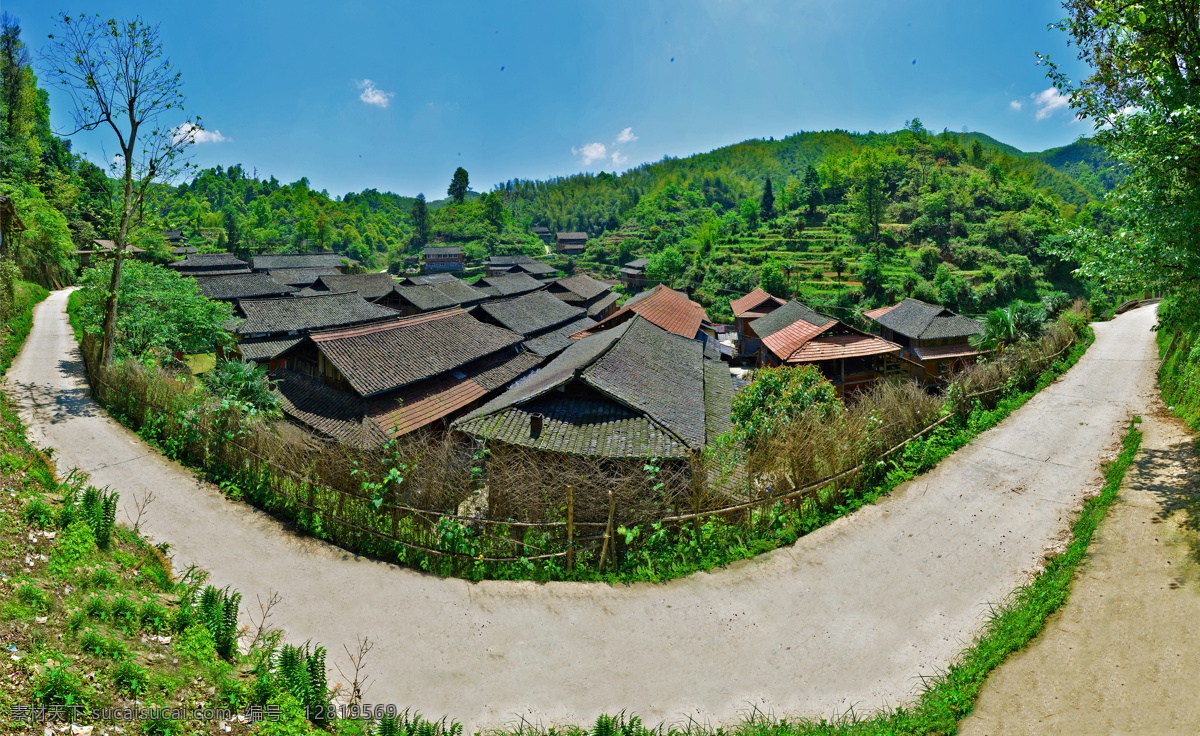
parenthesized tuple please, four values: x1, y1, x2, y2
(912, 343, 981, 361)
(730, 288, 785, 318)
(369, 375, 488, 436)
(574, 284, 710, 339)
(760, 318, 837, 361)
(863, 304, 898, 320)
(786, 334, 902, 363)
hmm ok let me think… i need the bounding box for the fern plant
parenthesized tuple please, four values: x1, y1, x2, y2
(195, 585, 241, 660)
(275, 642, 329, 724)
(59, 484, 119, 550)
(372, 711, 463, 736)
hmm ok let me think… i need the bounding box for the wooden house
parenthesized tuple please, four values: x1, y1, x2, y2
(229, 291, 397, 369)
(546, 274, 620, 319)
(392, 274, 490, 316)
(197, 273, 297, 305)
(751, 300, 913, 397)
(555, 231, 588, 255)
(472, 290, 596, 359)
(620, 257, 650, 290)
(422, 245, 465, 272)
(729, 288, 787, 361)
(483, 255, 558, 279)
(864, 298, 984, 384)
(270, 309, 541, 445)
(529, 226, 553, 245)
(167, 252, 250, 277)
(305, 273, 406, 311)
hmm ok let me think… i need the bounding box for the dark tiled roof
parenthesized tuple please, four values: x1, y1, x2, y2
(522, 316, 598, 357)
(169, 253, 248, 269)
(423, 246, 463, 256)
(401, 272, 458, 285)
(749, 300, 836, 339)
(586, 291, 620, 317)
(181, 267, 253, 277)
(311, 273, 398, 301)
(271, 369, 387, 448)
(619, 267, 644, 276)
(871, 298, 983, 339)
(311, 309, 523, 397)
(266, 267, 342, 286)
(474, 273, 545, 297)
(529, 227, 551, 234)
(235, 335, 306, 362)
(197, 273, 295, 301)
(456, 318, 733, 458)
(556, 231, 588, 241)
(396, 279, 489, 311)
(170, 246, 199, 255)
(625, 257, 649, 269)
(485, 255, 536, 266)
(252, 253, 344, 270)
(477, 290, 587, 336)
(552, 274, 610, 302)
(236, 291, 397, 335)
(514, 261, 559, 276)
(162, 229, 186, 241)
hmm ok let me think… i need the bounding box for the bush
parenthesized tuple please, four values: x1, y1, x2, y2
(203, 359, 283, 418)
(731, 364, 842, 447)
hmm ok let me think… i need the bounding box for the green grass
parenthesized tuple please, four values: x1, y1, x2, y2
(0, 280, 50, 376)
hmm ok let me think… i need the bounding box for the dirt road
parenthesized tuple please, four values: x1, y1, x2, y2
(959, 409, 1200, 735)
(4, 290, 1162, 731)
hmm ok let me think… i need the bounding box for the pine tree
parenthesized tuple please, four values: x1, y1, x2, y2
(760, 177, 775, 220)
(411, 193, 429, 246)
(448, 167, 470, 203)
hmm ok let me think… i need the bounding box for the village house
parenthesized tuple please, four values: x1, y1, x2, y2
(555, 231, 589, 255)
(575, 284, 715, 341)
(304, 273, 406, 310)
(529, 226, 553, 245)
(483, 254, 558, 279)
(729, 287, 787, 361)
(453, 316, 733, 462)
(393, 273, 490, 316)
(472, 290, 597, 358)
(228, 290, 397, 369)
(168, 252, 251, 277)
(750, 300, 912, 397)
(864, 297, 985, 384)
(546, 274, 620, 319)
(422, 245, 465, 272)
(250, 252, 345, 287)
(472, 273, 546, 299)
(74, 239, 149, 269)
(619, 257, 650, 290)
(270, 308, 542, 444)
(197, 273, 297, 305)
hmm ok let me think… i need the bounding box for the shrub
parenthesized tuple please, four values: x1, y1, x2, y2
(731, 364, 842, 447)
(21, 497, 55, 526)
(203, 359, 283, 418)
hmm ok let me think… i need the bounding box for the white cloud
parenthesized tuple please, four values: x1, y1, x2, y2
(1009, 100, 1022, 112)
(1031, 87, 1070, 121)
(615, 127, 638, 143)
(572, 142, 608, 165)
(611, 151, 628, 165)
(171, 122, 229, 144)
(357, 79, 394, 108)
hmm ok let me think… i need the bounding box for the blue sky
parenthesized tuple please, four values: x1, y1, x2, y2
(11, 0, 1092, 198)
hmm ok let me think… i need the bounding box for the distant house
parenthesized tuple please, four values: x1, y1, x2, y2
(730, 288, 787, 360)
(472, 290, 596, 358)
(453, 317, 734, 462)
(620, 256, 650, 290)
(472, 273, 546, 299)
(229, 291, 397, 369)
(529, 226, 553, 245)
(751, 300, 912, 397)
(483, 255, 558, 279)
(546, 274, 620, 319)
(251, 253, 345, 272)
(162, 229, 187, 244)
(167, 252, 250, 277)
(170, 246, 199, 256)
(423, 245, 464, 272)
(271, 309, 541, 444)
(196, 273, 296, 304)
(575, 284, 714, 340)
(555, 231, 588, 255)
(864, 298, 984, 384)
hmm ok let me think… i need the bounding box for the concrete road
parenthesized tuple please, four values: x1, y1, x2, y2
(4, 290, 1162, 731)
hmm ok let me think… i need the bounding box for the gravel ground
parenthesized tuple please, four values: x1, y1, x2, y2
(4, 291, 1162, 732)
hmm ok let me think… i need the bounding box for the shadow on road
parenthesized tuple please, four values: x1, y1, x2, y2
(8, 380, 100, 422)
(1130, 414, 1200, 589)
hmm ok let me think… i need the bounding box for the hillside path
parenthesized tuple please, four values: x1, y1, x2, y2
(4, 290, 1162, 731)
(959, 408, 1200, 735)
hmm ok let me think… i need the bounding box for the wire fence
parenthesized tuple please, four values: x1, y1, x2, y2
(78, 312, 1087, 579)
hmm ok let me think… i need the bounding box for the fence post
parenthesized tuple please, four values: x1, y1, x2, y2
(599, 490, 615, 572)
(566, 485, 575, 573)
(689, 449, 704, 539)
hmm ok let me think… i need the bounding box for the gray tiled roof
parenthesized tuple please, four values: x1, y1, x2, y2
(235, 335, 305, 362)
(169, 252, 248, 269)
(252, 253, 344, 270)
(474, 273, 544, 297)
(181, 267, 253, 277)
(266, 267, 342, 286)
(515, 261, 559, 276)
(311, 309, 524, 397)
(485, 255, 536, 266)
(522, 315, 598, 357)
(197, 273, 295, 301)
(476, 290, 587, 336)
(396, 278, 489, 311)
(235, 291, 397, 336)
(423, 246, 462, 256)
(455, 317, 733, 458)
(551, 274, 610, 302)
(625, 257, 650, 269)
(401, 273, 458, 285)
(310, 273, 398, 301)
(271, 369, 386, 447)
(872, 298, 983, 339)
(749, 300, 836, 339)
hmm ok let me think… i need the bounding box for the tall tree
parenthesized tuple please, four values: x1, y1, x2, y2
(1045, 0, 1200, 317)
(802, 163, 823, 215)
(760, 177, 775, 220)
(848, 148, 885, 244)
(448, 167, 470, 203)
(0, 14, 42, 179)
(43, 14, 197, 366)
(411, 193, 429, 246)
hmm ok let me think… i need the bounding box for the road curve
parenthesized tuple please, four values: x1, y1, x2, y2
(5, 290, 1161, 731)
